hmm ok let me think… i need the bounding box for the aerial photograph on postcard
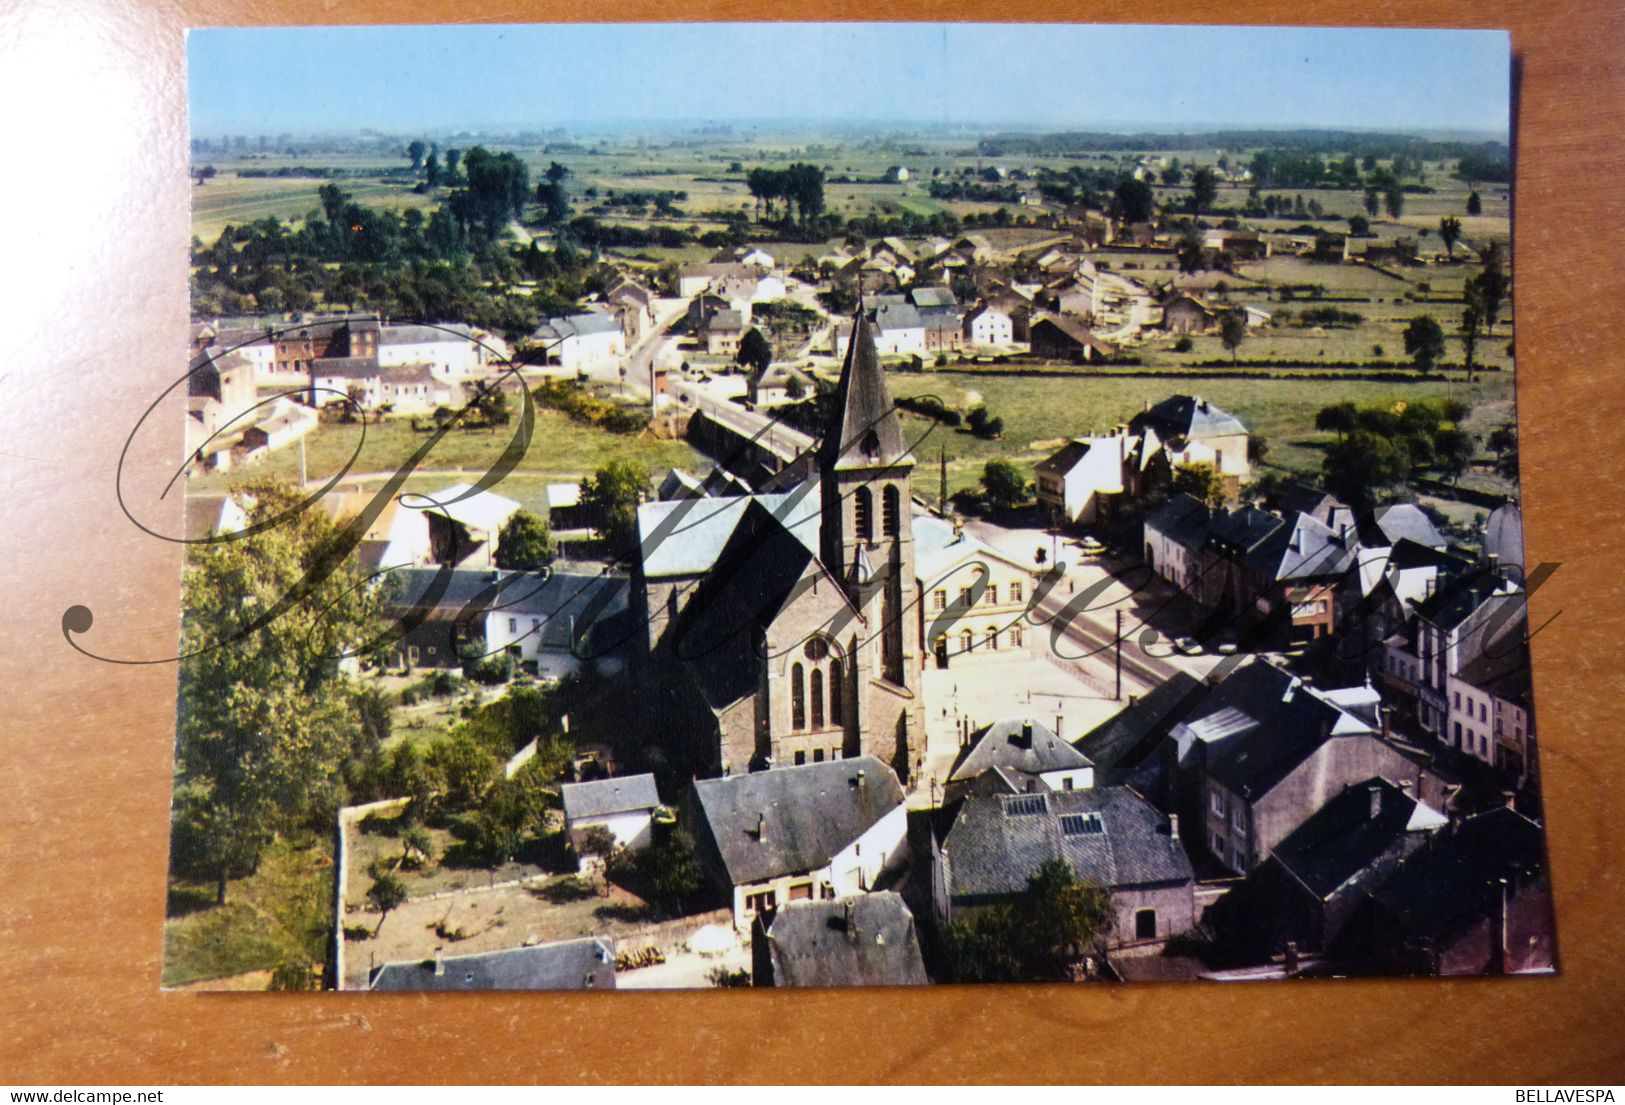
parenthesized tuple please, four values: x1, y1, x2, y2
(162, 22, 1550, 991)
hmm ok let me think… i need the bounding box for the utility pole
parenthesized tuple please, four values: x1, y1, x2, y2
(939, 444, 948, 514)
(1115, 608, 1123, 701)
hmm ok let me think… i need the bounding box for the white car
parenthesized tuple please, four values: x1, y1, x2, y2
(1078, 538, 1107, 555)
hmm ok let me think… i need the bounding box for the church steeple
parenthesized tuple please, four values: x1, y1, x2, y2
(818, 307, 914, 473)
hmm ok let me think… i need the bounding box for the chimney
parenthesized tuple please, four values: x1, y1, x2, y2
(1380, 705, 1392, 742)
(1017, 720, 1034, 747)
(1487, 551, 1501, 577)
(1368, 785, 1382, 820)
(856, 770, 866, 789)
(843, 900, 858, 944)
(1490, 878, 1510, 974)
(1167, 813, 1180, 845)
(1283, 940, 1300, 978)
(756, 813, 767, 841)
(433, 948, 445, 977)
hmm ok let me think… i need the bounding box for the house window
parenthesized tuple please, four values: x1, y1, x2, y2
(933, 589, 947, 611)
(1209, 830, 1224, 854)
(959, 587, 972, 606)
(745, 890, 777, 914)
(1009, 581, 1024, 603)
(813, 749, 825, 763)
(788, 882, 813, 902)
(985, 584, 998, 605)
(986, 626, 999, 651)
(1210, 791, 1225, 816)
(1480, 702, 1488, 723)
(810, 669, 825, 728)
(794, 751, 805, 766)
(792, 663, 806, 730)
(854, 487, 873, 542)
(883, 484, 901, 536)
(1135, 909, 1158, 941)
(829, 660, 844, 725)
(1009, 625, 1024, 648)
(821, 883, 836, 900)
(1453, 691, 1461, 709)
(508, 618, 517, 634)
(1453, 721, 1462, 744)
(961, 629, 974, 654)
(1234, 848, 1247, 870)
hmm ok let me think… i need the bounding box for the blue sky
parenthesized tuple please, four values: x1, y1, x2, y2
(188, 23, 1510, 137)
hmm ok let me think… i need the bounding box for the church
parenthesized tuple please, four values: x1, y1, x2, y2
(633, 314, 927, 783)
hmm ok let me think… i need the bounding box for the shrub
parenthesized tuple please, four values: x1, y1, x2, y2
(1172, 336, 1193, 353)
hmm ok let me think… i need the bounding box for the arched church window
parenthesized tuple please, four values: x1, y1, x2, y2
(811, 669, 825, 728)
(854, 487, 873, 542)
(883, 484, 901, 536)
(804, 637, 830, 662)
(829, 660, 844, 725)
(791, 663, 806, 730)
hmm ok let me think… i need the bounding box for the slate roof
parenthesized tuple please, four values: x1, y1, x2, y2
(1074, 671, 1206, 778)
(1244, 511, 1358, 583)
(1271, 481, 1345, 524)
(1036, 439, 1092, 476)
(950, 717, 1092, 783)
(691, 756, 904, 886)
(381, 323, 476, 346)
(819, 309, 913, 473)
(383, 567, 630, 649)
(561, 773, 661, 822)
(1455, 614, 1532, 705)
(1205, 505, 1285, 556)
(875, 303, 925, 333)
(1186, 660, 1377, 800)
(910, 286, 957, 309)
(1131, 395, 1247, 441)
(546, 313, 623, 339)
(942, 786, 1193, 900)
(1372, 503, 1446, 549)
(1368, 807, 1546, 939)
(1386, 537, 1471, 573)
(369, 938, 616, 992)
(1413, 569, 1523, 632)
(1145, 493, 1213, 550)
(404, 482, 519, 535)
(1484, 504, 1524, 569)
(668, 498, 826, 708)
(1269, 777, 1435, 900)
(1031, 313, 1113, 354)
(705, 309, 746, 333)
(378, 362, 439, 386)
(756, 892, 929, 988)
(636, 486, 821, 579)
(912, 514, 1028, 583)
(311, 355, 380, 378)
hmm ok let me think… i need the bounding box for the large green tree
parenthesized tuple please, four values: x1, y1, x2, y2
(1188, 167, 1218, 214)
(1321, 430, 1411, 509)
(580, 459, 650, 554)
(980, 458, 1030, 511)
(1402, 316, 1446, 374)
(1218, 309, 1248, 366)
(495, 509, 556, 571)
(1438, 216, 1463, 258)
(173, 482, 381, 904)
(736, 328, 773, 375)
(944, 859, 1114, 983)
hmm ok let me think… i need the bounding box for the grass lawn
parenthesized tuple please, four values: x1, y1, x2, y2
(185, 409, 706, 510)
(163, 834, 332, 988)
(889, 367, 1516, 494)
(191, 173, 436, 243)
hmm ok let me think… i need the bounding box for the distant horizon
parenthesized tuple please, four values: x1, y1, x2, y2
(189, 23, 1511, 139)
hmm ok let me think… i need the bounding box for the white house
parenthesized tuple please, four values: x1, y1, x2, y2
(560, 774, 662, 869)
(533, 313, 626, 369)
(378, 323, 495, 378)
(688, 756, 909, 930)
(1034, 433, 1133, 526)
(481, 570, 631, 681)
(873, 302, 926, 356)
(962, 303, 1014, 347)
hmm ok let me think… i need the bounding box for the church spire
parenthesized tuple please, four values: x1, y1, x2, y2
(818, 305, 913, 473)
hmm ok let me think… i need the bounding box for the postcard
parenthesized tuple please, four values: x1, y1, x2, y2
(156, 22, 1549, 990)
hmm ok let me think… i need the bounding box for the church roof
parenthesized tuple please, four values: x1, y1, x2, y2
(818, 308, 914, 473)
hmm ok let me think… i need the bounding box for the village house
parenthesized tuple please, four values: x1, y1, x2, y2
(1218, 776, 1447, 961)
(873, 301, 927, 357)
(700, 309, 746, 356)
(1160, 294, 1215, 334)
(531, 312, 626, 368)
(687, 755, 909, 930)
(947, 717, 1095, 800)
(368, 938, 616, 992)
(930, 782, 1197, 957)
(1445, 611, 1533, 779)
(961, 302, 1014, 347)
(1143, 492, 1213, 592)
(1197, 507, 1360, 646)
(382, 566, 631, 679)
(750, 891, 929, 988)
(1073, 671, 1206, 796)
(560, 773, 662, 868)
(914, 514, 1039, 668)
(746, 362, 814, 408)
(1335, 805, 1554, 976)
(1035, 434, 1136, 528)
(1169, 659, 1446, 875)
(1029, 314, 1116, 363)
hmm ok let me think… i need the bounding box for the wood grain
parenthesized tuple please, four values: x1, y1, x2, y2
(1, 0, 1622, 1085)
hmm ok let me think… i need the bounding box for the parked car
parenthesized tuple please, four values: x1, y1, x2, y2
(1174, 635, 1202, 655)
(1078, 537, 1107, 555)
(1215, 636, 1239, 655)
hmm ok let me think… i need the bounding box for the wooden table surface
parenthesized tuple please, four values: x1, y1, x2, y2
(2, 0, 1622, 1085)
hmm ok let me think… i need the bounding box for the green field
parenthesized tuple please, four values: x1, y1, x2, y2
(888, 367, 1516, 494)
(186, 408, 706, 513)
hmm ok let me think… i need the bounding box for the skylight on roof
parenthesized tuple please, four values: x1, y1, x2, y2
(1004, 794, 1047, 817)
(1060, 812, 1104, 836)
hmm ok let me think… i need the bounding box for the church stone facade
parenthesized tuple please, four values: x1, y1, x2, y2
(633, 315, 926, 784)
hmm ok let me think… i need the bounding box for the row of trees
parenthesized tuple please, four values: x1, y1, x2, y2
(1316, 398, 1476, 507)
(743, 163, 827, 226)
